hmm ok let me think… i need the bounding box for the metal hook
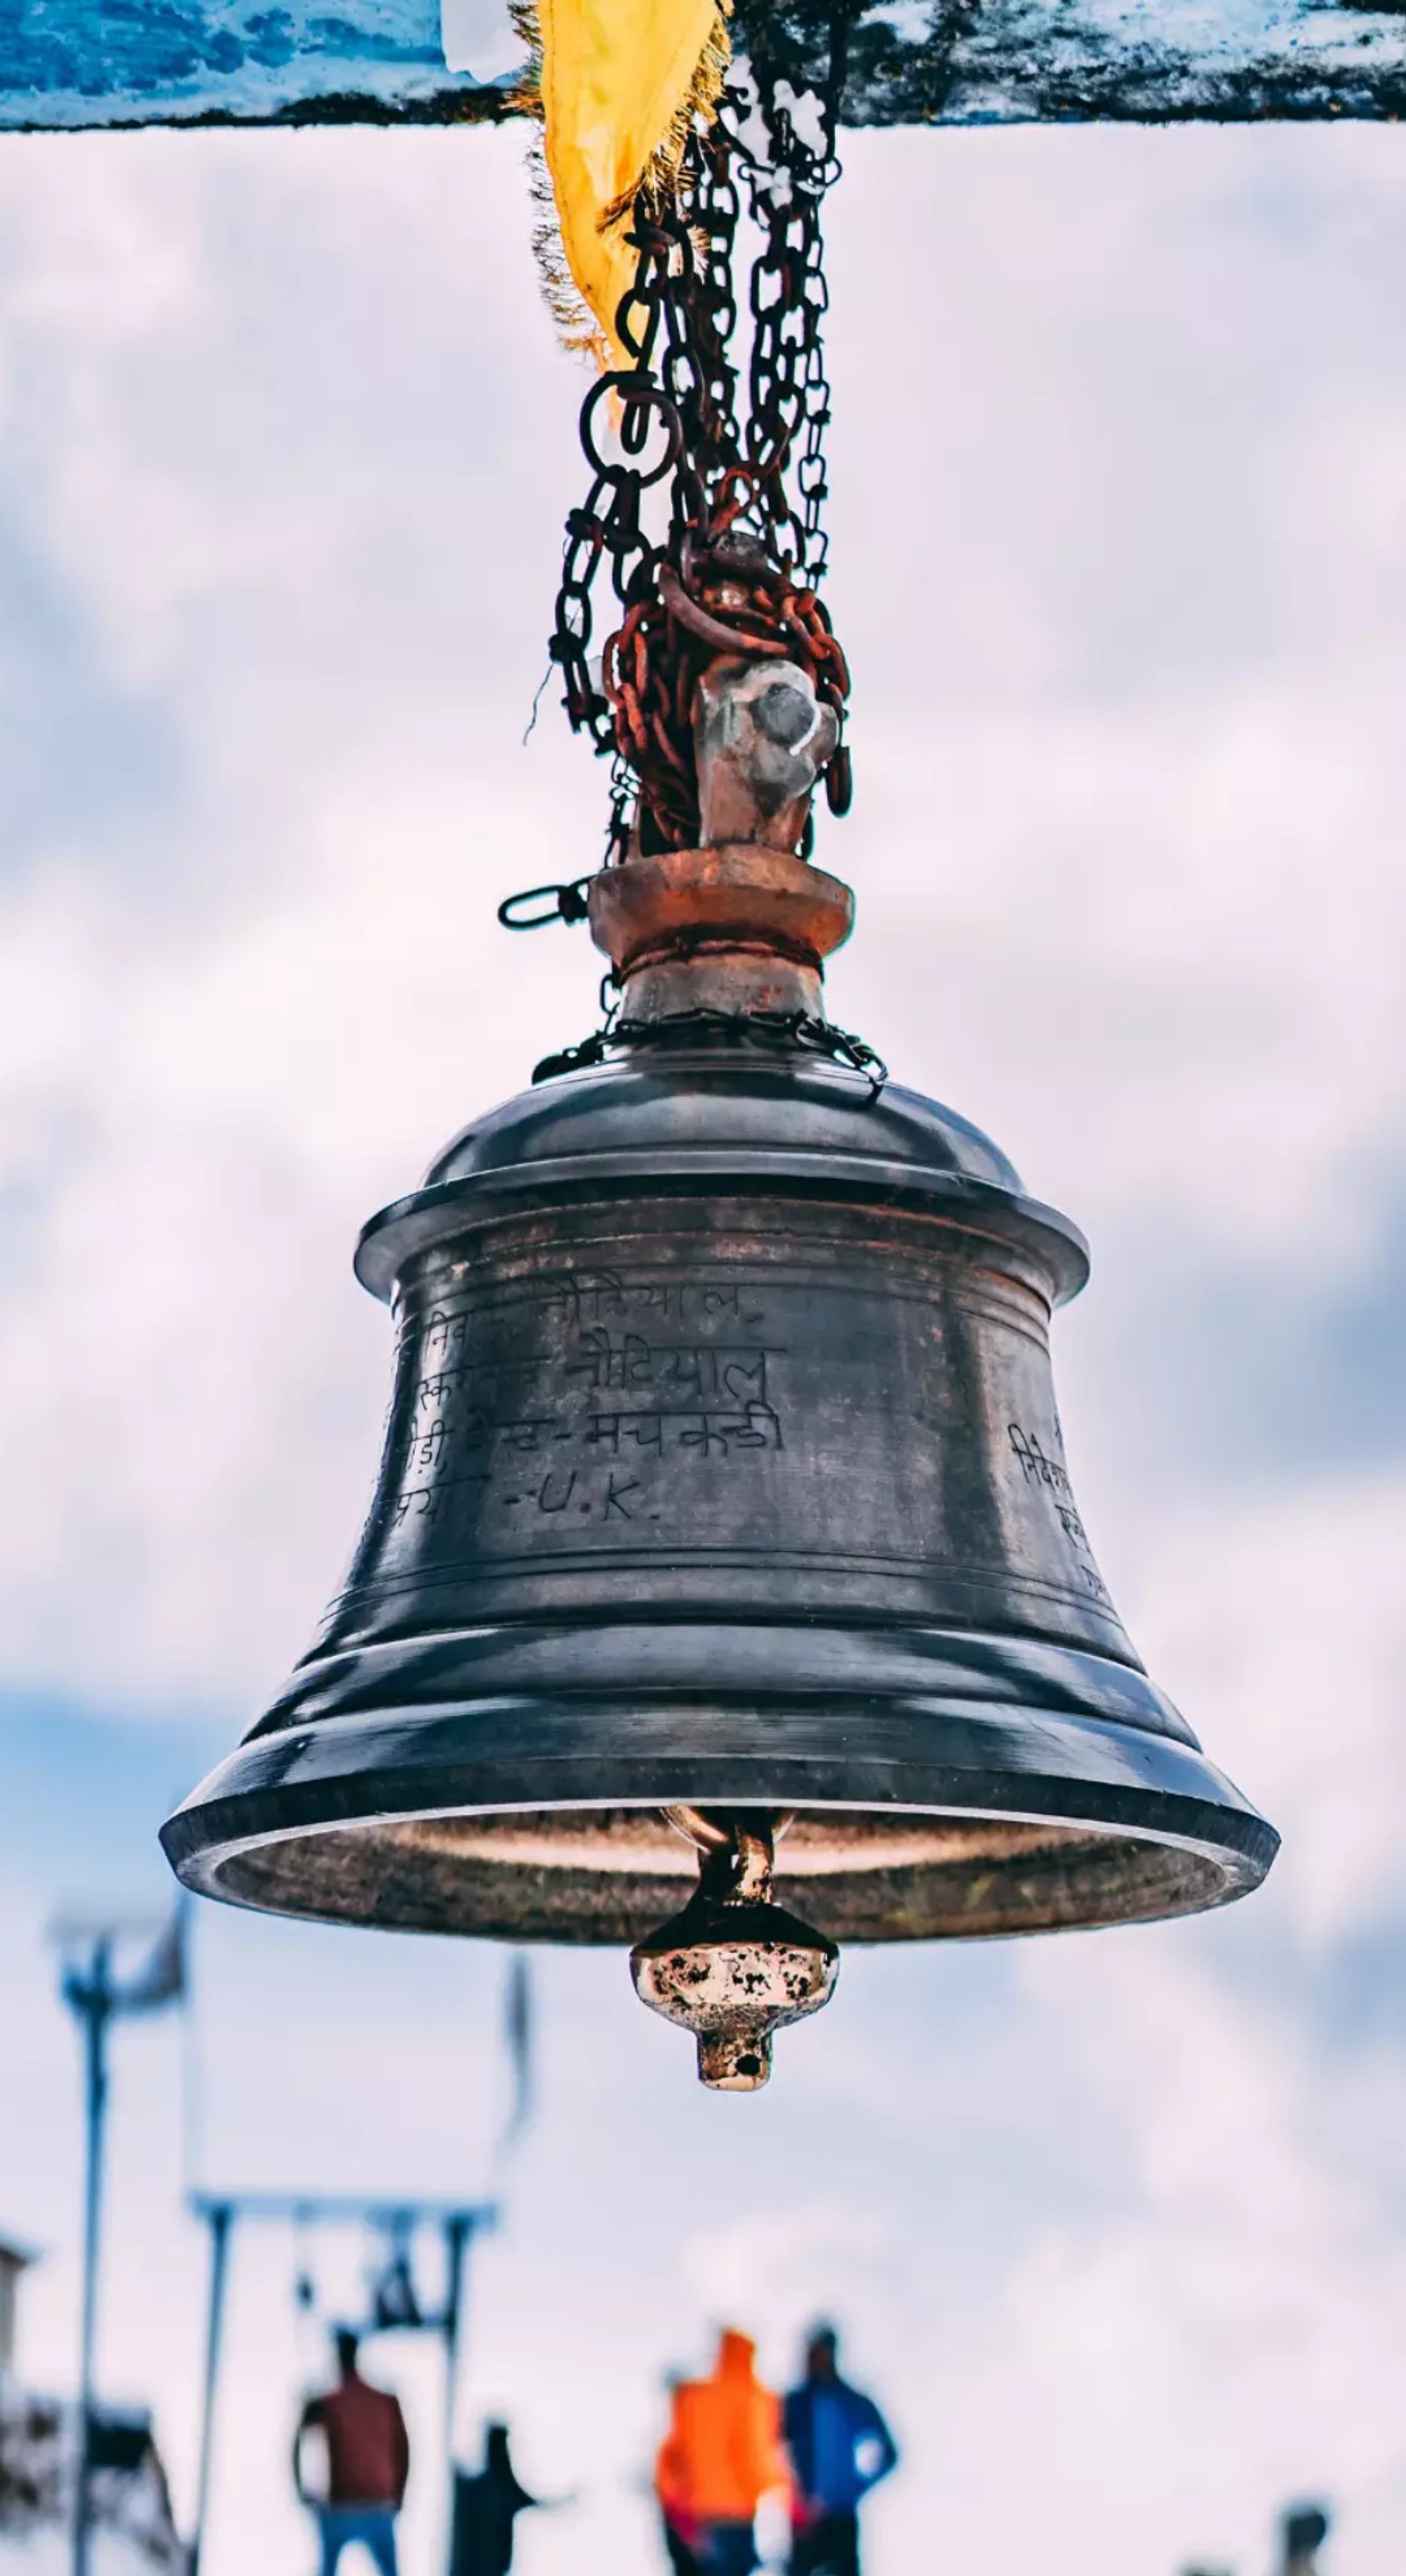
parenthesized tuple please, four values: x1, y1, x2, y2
(496, 878, 594, 932)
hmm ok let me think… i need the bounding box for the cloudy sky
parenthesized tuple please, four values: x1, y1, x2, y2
(0, 107, 1403, 2576)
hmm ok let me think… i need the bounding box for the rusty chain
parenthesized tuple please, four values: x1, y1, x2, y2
(546, 12, 856, 865)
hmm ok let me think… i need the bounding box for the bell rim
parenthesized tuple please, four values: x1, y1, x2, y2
(161, 1675, 1279, 1944)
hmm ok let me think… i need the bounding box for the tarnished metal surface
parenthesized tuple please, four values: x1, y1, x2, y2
(162, 1036, 1278, 1943)
(4, 0, 1403, 128)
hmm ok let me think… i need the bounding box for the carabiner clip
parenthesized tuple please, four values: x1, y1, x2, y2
(496, 877, 594, 931)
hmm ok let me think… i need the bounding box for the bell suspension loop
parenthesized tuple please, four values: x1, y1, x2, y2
(538, 35, 860, 1038)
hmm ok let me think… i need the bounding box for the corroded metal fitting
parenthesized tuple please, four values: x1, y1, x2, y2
(587, 843, 854, 1023)
(630, 1812, 840, 2090)
(693, 656, 840, 854)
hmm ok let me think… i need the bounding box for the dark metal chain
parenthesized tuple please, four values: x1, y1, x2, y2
(532, 1005, 888, 1096)
(547, 18, 853, 860)
(732, 62, 841, 588)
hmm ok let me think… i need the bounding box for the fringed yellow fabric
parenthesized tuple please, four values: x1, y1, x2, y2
(515, 0, 730, 370)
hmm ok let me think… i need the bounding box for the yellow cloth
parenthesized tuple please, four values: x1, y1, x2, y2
(534, 0, 730, 367)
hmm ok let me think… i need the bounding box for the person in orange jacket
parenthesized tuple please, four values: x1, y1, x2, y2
(656, 2329, 790, 2576)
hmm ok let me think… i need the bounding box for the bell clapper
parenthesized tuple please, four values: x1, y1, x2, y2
(631, 1811, 839, 2093)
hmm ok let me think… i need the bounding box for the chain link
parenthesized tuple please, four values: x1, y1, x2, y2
(532, 1005, 888, 1096)
(547, 14, 855, 859)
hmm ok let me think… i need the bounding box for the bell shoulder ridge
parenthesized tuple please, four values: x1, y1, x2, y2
(352, 1046, 1091, 1306)
(417, 1050, 1029, 1194)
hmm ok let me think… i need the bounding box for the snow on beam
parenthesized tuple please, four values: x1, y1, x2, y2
(0, 0, 504, 129)
(1, 0, 1404, 128)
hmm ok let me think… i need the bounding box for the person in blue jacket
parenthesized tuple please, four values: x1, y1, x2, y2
(782, 2325, 897, 2576)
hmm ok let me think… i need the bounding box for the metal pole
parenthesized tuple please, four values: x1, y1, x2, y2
(442, 2214, 473, 2457)
(188, 2203, 234, 2576)
(441, 2215, 474, 2576)
(70, 1939, 112, 2576)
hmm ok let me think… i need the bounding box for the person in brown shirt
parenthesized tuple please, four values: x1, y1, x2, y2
(295, 2328, 410, 2576)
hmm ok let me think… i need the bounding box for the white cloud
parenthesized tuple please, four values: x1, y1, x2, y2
(1126, 1471, 1406, 1949)
(0, 113, 1404, 2576)
(912, 1936, 1406, 2576)
(679, 2201, 891, 2360)
(0, 128, 1402, 1704)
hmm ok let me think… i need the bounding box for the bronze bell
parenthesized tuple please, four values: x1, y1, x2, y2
(162, 798, 1279, 2089)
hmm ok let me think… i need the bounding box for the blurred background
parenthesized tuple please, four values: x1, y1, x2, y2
(0, 110, 1402, 2576)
